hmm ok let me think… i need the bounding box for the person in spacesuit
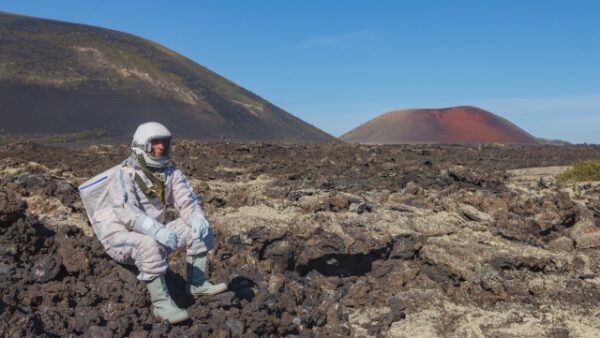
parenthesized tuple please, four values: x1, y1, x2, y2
(94, 122, 227, 323)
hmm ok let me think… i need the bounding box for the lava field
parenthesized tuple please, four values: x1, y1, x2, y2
(2, 142, 600, 337)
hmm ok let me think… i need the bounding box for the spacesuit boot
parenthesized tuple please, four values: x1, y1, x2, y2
(187, 253, 228, 296)
(146, 275, 189, 324)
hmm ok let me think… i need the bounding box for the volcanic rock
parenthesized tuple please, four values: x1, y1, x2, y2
(1, 142, 600, 336)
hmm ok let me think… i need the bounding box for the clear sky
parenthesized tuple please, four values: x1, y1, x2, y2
(2, 1, 600, 143)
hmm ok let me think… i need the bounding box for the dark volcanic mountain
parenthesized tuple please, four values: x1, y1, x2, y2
(340, 106, 539, 144)
(0, 12, 336, 143)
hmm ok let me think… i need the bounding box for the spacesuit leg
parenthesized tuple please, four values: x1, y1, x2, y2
(165, 218, 227, 295)
(104, 230, 168, 281)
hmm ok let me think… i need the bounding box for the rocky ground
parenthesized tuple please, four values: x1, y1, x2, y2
(2, 142, 600, 337)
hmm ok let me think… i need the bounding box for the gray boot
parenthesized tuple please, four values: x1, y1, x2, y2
(187, 253, 228, 296)
(146, 275, 189, 324)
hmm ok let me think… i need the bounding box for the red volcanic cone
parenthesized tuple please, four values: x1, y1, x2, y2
(340, 106, 539, 144)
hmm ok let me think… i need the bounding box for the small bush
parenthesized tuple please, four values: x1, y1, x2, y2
(558, 160, 600, 182)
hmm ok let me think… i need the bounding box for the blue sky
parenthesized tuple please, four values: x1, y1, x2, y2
(3, 1, 600, 143)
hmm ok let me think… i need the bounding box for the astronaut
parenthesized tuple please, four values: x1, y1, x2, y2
(92, 122, 227, 323)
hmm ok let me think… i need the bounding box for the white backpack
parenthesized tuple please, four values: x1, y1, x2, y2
(79, 164, 128, 232)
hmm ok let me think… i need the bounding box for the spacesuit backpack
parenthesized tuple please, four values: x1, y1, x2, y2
(78, 164, 128, 236)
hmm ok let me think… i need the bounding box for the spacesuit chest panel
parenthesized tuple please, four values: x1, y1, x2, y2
(131, 170, 166, 221)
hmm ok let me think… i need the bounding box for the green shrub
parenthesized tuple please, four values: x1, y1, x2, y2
(558, 160, 600, 182)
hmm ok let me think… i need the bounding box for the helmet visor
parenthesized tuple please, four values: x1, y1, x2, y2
(147, 137, 171, 160)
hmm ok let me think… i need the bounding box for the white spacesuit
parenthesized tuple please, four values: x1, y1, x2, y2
(85, 122, 227, 324)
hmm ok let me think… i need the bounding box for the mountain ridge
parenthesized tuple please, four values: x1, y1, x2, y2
(0, 11, 337, 143)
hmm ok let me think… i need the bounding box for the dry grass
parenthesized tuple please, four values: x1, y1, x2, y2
(558, 160, 600, 182)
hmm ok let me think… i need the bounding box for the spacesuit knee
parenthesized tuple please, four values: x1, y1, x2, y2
(166, 218, 210, 256)
(134, 235, 168, 281)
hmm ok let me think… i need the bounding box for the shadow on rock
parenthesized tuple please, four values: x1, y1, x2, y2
(228, 276, 256, 302)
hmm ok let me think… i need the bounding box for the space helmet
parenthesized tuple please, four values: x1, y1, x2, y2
(131, 122, 172, 168)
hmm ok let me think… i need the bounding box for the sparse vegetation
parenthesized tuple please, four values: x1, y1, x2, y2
(558, 160, 600, 182)
(0, 128, 109, 145)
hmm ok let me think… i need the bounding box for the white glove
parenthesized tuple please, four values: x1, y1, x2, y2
(190, 212, 210, 240)
(133, 214, 178, 250)
(154, 228, 178, 250)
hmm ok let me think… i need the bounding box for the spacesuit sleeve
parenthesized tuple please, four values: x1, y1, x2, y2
(109, 167, 147, 230)
(169, 168, 204, 226)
